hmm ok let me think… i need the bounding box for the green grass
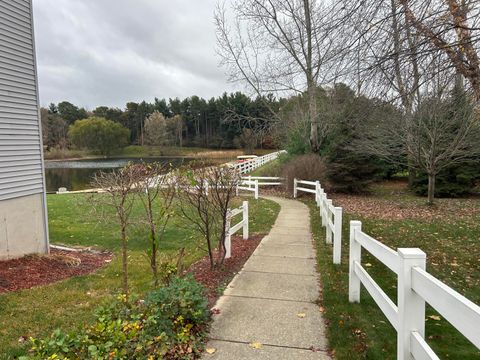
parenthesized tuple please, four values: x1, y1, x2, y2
(305, 187, 480, 359)
(0, 194, 280, 359)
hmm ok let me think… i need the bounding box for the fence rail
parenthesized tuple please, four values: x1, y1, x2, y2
(224, 201, 249, 258)
(241, 176, 284, 186)
(293, 178, 342, 264)
(348, 220, 480, 359)
(236, 179, 259, 199)
(230, 150, 286, 174)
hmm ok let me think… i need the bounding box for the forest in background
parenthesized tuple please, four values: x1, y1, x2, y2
(40, 92, 280, 154)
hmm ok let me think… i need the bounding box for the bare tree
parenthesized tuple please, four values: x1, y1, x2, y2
(136, 163, 176, 286)
(398, 0, 480, 101)
(177, 164, 240, 268)
(91, 164, 142, 299)
(215, 0, 340, 151)
(355, 89, 480, 204)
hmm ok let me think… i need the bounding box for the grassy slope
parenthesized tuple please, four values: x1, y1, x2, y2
(0, 194, 280, 358)
(249, 158, 283, 177)
(304, 187, 480, 359)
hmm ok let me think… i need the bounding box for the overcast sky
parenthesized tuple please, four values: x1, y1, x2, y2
(32, 0, 237, 109)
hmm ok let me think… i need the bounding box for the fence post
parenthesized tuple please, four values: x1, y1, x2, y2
(326, 199, 333, 244)
(349, 221, 362, 303)
(254, 180, 259, 199)
(320, 190, 326, 227)
(242, 201, 249, 240)
(315, 181, 320, 206)
(293, 178, 298, 198)
(225, 210, 232, 259)
(397, 248, 426, 360)
(333, 207, 342, 264)
(248, 175, 252, 189)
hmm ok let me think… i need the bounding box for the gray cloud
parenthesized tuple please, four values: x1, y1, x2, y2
(32, 0, 236, 109)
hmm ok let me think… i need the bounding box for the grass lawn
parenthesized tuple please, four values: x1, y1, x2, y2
(0, 193, 280, 359)
(304, 181, 480, 359)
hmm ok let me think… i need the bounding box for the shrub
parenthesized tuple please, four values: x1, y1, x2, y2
(22, 276, 209, 360)
(281, 154, 327, 193)
(145, 275, 209, 337)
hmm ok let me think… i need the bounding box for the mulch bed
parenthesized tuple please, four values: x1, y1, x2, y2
(188, 234, 264, 307)
(0, 248, 112, 294)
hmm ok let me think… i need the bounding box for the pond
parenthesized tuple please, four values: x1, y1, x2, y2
(44, 157, 231, 192)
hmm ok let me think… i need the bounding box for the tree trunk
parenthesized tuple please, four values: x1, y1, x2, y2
(303, 0, 319, 153)
(151, 238, 158, 286)
(308, 83, 319, 152)
(427, 173, 435, 205)
(121, 226, 129, 300)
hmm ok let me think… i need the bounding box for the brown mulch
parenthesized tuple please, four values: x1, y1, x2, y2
(188, 234, 264, 307)
(0, 248, 113, 294)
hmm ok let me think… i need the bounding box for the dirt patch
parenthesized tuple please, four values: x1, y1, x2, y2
(188, 234, 263, 307)
(0, 248, 112, 294)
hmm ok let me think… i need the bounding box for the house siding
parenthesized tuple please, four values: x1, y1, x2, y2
(0, 0, 45, 201)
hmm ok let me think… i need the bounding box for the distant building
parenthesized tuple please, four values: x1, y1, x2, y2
(0, 0, 49, 259)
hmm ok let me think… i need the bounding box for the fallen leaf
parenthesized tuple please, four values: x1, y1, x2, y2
(364, 263, 372, 267)
(428, 315, 441, 321)
(319, 306, 325, 313)
(249, 342, 263, 349)
(205, 348, 216, 354)
(297, 312, 306, 318)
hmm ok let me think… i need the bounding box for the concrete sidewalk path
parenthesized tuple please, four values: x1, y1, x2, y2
(203, 196, 331, 359)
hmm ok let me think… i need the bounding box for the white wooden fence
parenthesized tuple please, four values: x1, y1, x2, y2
(230, 150, 287, 174)
(349, 220, 480, 359)
(293, 179, 343, 264)
(224, 201, 249, 259)
(236, 179, 259, 199)
(242, 176, 284, 186)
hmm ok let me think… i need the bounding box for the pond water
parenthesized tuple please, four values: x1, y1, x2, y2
(44, 157, 230, 192)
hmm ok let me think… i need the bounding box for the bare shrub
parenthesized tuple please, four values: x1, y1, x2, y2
(281, 154, 327, 194)
(135, 162, 176, 287)
(176, 164, 240, 268)
(91, 164, 142, 300)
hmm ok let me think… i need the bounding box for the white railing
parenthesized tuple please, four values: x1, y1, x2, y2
(293, 178, 343, 264)
(236, 179, 259, 199)
(242, 176, 284, 186)
(230, 150, 287, 174)
(224, 201, 249, 259)
(348, 220, 480, 359)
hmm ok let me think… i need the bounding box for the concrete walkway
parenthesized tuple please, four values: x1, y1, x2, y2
(203, 196, 331, 359)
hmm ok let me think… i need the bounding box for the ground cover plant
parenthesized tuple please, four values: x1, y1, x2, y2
(0, 193, 279, 358)
(21, 276, 209, 359)
(305, 180, 480, 359)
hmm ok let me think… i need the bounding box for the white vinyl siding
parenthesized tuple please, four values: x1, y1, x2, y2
(0, 0, 45, 201)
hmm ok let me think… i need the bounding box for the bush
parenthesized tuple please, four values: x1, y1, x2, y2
(22, 276, 208, 360)
(68, 117, 130, 155)
(281, 154, 327, 193)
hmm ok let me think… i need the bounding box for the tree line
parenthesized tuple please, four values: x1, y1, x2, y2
(41, 92, 281, 154)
